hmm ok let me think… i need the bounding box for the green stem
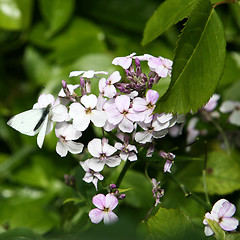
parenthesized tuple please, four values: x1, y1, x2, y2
(116, 160, 132, 187)
(211, 118, 231, 154)
(202, 141, 211, 206)
(168, 173, 211, 210)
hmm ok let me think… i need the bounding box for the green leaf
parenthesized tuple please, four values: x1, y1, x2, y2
(178, 151, 240, 195)
(63, 198, 84, 205)
(142, 0, 198, 45)
(48, 18, 107, 64)
(226, 233, 240, 240)
(0, 228, 43, 240)
(121, 169, 153, 209)
(0, 0, 32, 30)
(155, 0, 226, 114)
(16, 0, 33, 30)
(0, 196, 60, 234)
(206, 219, 226, 240)
(38, 0, 75, 37)
(0, 0, 22, 30)
(146, 207, 203, 240)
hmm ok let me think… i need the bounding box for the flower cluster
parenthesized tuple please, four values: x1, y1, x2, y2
(7, 53, 186, 225)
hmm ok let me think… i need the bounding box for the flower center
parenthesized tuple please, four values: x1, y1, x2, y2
(86, 107, 92, 114)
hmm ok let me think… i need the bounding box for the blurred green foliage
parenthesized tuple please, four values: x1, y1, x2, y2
(0, 0, 240, 239)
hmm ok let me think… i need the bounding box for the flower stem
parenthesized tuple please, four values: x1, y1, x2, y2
(202, 141, 211, 207)
(211, 118, 231, 154)
(167, 173, 211, 210)
(116, 160, 132, 187)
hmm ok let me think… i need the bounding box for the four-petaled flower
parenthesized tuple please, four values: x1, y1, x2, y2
(148, 56, 172, 78)
(99, 71, 121, 98)
(133, 89, 159, 123)
(89, 193, 119, 224)
(112, 52, 136, 69)
(203, 199, 239, 236)
(114, 135, 138, 161)
(80, 159, 104, 190)
(87, 138, 121, 172)
(69, 94, 107, 131)
(55, 122, 83, 157)
(106, 95, 145, 133)
(69, 70, 108, 78)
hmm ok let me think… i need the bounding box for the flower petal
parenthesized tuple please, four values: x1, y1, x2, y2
(115, 95, 130, 113)
(81, 94, 97, 109)
(219, 217, 239, 231)
(91, 110, 107, 127)
(92, 194, 106, 209)
(105, 194, 118, 210)
(89, 208, 104, 224)
(103, 211, 118, 224)
(88, 138, 102, 157)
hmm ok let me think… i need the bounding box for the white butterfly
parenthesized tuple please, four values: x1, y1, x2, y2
(7, 104, 52, 148)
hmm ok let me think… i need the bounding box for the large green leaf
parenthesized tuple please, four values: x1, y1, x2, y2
(178, 151, 240, 195)
(38, 0, 75, 37)
(146, 207, 203, 240)
(142, 0, 198, 45)
(155, 0, 226, 114)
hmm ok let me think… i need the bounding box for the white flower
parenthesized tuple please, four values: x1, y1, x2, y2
(220, 100, 240, 126)
(80, 159, 104, 190)
(112, 53, 136, 69)
(55, 122, 83, 157)
(69, 94, 107, 131)
(99, 71, 121, 98)
(87, 138, 121, 172)
(69, 70, 108, 78)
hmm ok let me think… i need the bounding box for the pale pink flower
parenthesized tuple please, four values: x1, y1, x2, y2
(114, 135, 138, 161)
(203, 94, 220, 112)
(87, 138, 121, 172)
(152, 178, 164, 206)
(148, 56, 172, 77)
(112, 53, 136, 69)
(106, 95, 145, 133)
(132, 89, 159, 123)
(135, 117, 168, 144)
(159, 151, 175, 173)
(99, 71, 121, 98)
(89, 193, 118, 224)
(55, 122, 83, 157)
(69, 94, 107, 131)
(80, 159, 104, 190)
(203, 199, 239, 236)
(133, 54, 153, 61)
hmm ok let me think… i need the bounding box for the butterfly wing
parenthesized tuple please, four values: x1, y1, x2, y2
(37, 113, 49, 148)
(7, 109, 45, 136)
